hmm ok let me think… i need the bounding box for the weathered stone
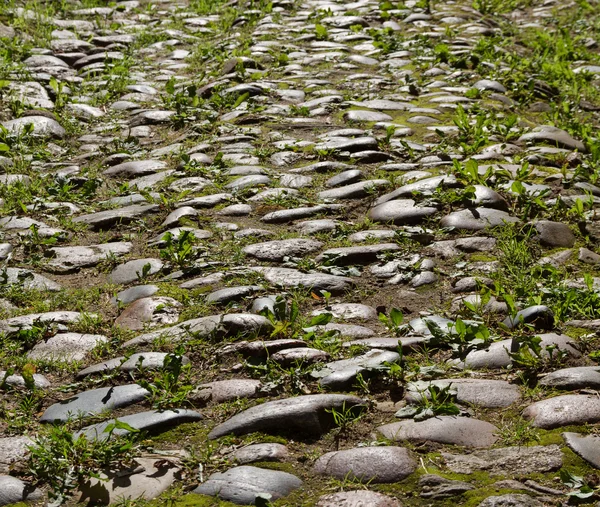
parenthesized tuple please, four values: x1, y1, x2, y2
(369, 199, 438, 225)
(230, 443, 289, 465)
(76, 409, 203, 441)
(243, 239, 323, 261)
(539, 366, 600, 390)
(195, 379, 262, 403)
(419, 474, 475, 499)
(41, 385, 149, 423)
(477, 494, 544, 507)
(2, 116, 65, 138)
(108, 258, 163, 285)
(406, 379, 521, 408)
(0, 475, 42, 505)
(523, 395, 600, 429)
(193, 466, 302, 505)
(315, 490, 402, 507)
(378, 416, 498, 447)
(442, 445, 562, 475)
(74, 204, 159, 229)
(0, 437, 33, 473)
(249, 267, 353, 294)
(46, 242, 133, 273)
(314, 446, 416, 483)
(77, 352, 190, 379)
(533, 220, 575, 247)
(312, 350, 400, 390)
(78, 457, 179, 504)
(208, 394, 364, 439)
(27, 333, 108, 362)
(563, 432, 600, 469)
(440, 208, 519, 231)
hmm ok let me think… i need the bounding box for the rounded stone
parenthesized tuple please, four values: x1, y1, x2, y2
(193, 466, 302, 504)
(378, 416, 498, 448)
(523, 394, 600, 429)
(533, 220, 575, 247)
(314, 446, 416, 483)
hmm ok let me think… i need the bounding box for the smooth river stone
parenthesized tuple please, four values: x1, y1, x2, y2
(41, 385, 150, 423)
(405, 379, 521, 408)
(523, 394, 600, 429)
(230, 443, 289, 464)
(563, 432, 600, 469)
(442, 445, 563, 475)
(243, 239, 323, 261)
(378, 416, 499, 448)
(313, 446, 416, 483)
(193, 466, 302, 505)
(539, 366, 600, 390)
(315, 490, 402, 507)
(208, 394, 365, 440)
(76, 409, 203, 441)
(77, 352, 190, 378)
(27, 333, 108, 362)
(368, 199, 438, 225)
(248, 267, 354, 294)
(440, 208, 519, 230)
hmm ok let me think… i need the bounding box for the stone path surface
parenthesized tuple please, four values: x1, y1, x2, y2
(0, 0, 600, 505)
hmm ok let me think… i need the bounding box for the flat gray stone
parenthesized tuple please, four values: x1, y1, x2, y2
(2, 268, 61, 291)
(111, 285, 159, 306)
(378, 416, 498, 448)
(243, 239, 323, 261)
(230, 443, 289, 465)
(208, 394, 364, 440)
(41, 384, 150, 423)
(0, 475, 42, 505)
(0, 371, 49, 389)
(195, 379, 262, 403)
(115, 297, 181, 330)
(312, 303, 377, 321)
(46, 242, 133, 273)
(442, 445, 562, 475)
(261, 205, 341, 224)
(249, 267, 353, 294)
(76, 409, 203, 441)
(518, 126, 586, 152)
(193, 466, 302, 505)
(314, 446, 416, 483)
(419, 474, 475, 499)
(78, 457, 178, 504)
(0, 436, 33, 473)
(316, 243, 400, 265)
(345, 110, 392, 122)
(540, 366, 600, 390)
(74, 204, 159, 229)
(440, 208, 519, 230)
(123, 313, 272, 348)
(563, 432, 600, 469)
(312, 349, 400, 390)
(523, 394, 600, 429)
(406, 379, 521, 408)
(316, 490, 402, 506)
(77, 352, 190, 379)
(108, 258, 163, 285)
(103, 160, 167, 178)
(368, 199, 438, 225)
(318, 180, 389, 200)
(27, 333, 108, 362)
(2, 116, 65, 138)
(533, 220, 575, 247)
